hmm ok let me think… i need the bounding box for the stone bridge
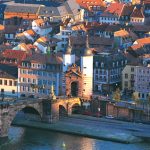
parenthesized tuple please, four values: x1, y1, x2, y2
(0, 97, 81, 138)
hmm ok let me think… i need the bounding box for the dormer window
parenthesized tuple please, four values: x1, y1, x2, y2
(101, 62, 104, 68)
(113, 62, 115, 67)
(95, 61, 98, 67)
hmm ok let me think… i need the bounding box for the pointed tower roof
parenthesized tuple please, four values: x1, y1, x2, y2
(65, 37, 72, 55)
(84, 34, 92, 56)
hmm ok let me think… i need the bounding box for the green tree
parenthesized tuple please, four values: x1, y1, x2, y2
(132, 92, 140, 106)
(113, 88, 121, 102)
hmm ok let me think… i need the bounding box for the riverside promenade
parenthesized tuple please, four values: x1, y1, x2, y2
(11, 115, 150, 144)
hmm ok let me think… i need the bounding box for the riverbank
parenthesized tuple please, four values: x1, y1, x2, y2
(11, 116, 143, 144)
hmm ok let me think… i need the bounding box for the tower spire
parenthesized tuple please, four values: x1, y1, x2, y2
(86, 34, 89, 49)
(65, 36, 72, 54)
(84, 33, 92, 56)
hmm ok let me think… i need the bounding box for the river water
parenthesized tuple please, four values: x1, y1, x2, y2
(0, 126, 150, 150)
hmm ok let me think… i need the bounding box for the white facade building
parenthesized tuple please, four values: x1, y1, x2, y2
(54, 26, 73, 51)
(81, 35, 93, 99)
(32, 18, 52, 36)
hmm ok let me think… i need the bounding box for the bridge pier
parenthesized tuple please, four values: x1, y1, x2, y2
(0, 97, 81, 138)
(51, 103, 59, 123)
(0, 123, 9, 142)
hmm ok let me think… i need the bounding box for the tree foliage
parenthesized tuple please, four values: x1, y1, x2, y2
(113, 88, 121, 102)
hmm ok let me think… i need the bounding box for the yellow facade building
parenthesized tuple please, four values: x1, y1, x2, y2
(122, 65, 136, 91)
(0, 65, 18, 99)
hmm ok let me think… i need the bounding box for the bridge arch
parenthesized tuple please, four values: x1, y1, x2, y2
(71, 103, 81, 114)
(59, 105, 67, 118)
(1, 103, 42, 138)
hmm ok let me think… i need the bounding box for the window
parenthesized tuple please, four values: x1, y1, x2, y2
(131, 74, 134, 80)
(4, 80, 7, 85)
(125, 74, 128, 79)
(12, 90, 15, 94)
(28, 78, 31, 83)
(101, 62, 104, 68)
(124, 81, 128, 87)
(0, 80, 2, 85)
(95, 61, 99, 67)
(131, 67, 134, 72)
(14, 81, 17, 86)
(113, 62, 115, 67)
(33, 79, 36, 84)
(9, 80, 12, 86)
(23, 78, 26, 82)
(142, 93, 144, 99)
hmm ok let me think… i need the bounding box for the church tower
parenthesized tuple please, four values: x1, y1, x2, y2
(63, 37, 75, 72)
(81, 34, 93, 99)
(62, 37, 75, 95)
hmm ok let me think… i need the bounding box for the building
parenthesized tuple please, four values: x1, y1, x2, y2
(18, 53, 63, 98)
(81, 35, 93, 99)
(80, 1, 106, 22)
(54, 24, 73, 51)
(32, 18, 52, 36)
(0, 64, 18, 97)
(122, 65, 136, 93)
(33, 36, 60, 53)
(134, 65, 150, 100)
(0, 24, 4, 44)
(114, 29, 138, 50)
(122, 64, 150, 100)
(4, 2, 40, 20)
(130, 6, 145, 25)
(0, 49, 28, 66)
(144, 0, 150, 16)
(62, 35, 93, 99)
(99, 3, 133, 25)
(3, 0, 83, 23)
(14, 0, 65, 6)
(94, 52, 127, 94)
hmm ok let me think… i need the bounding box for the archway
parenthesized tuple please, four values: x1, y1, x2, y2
(59, 105, 67, 118)
(72, 103, 81, 114)
(13, 106, 42, 123)
(0, 106, 42, 138)
(71, 82, 78, 97)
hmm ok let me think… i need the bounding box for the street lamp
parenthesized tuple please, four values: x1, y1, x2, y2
(98, 107, 100, 117)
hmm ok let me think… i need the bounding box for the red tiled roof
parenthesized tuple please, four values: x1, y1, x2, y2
(105, 2, 124, 17)
(0, 24, 4, 31)
(131, 44, 143, 50)
(24, 53, 63, 65)
(76, 0, 105, 10)
(121, 4, 134, 16)
(114, 29, 129, 37)
(1, 49, 27, 62)
(143, 0, 150, 4)
(131, 7, 145, 18)
(34, 19, 45, 26)
(25, 29, 36, 36)
(135, 37, 150, 45)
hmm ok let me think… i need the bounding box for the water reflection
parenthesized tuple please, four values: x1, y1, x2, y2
(0, 126, 150, 150)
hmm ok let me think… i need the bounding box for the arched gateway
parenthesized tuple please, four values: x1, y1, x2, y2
(65, 64, 83, 97)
